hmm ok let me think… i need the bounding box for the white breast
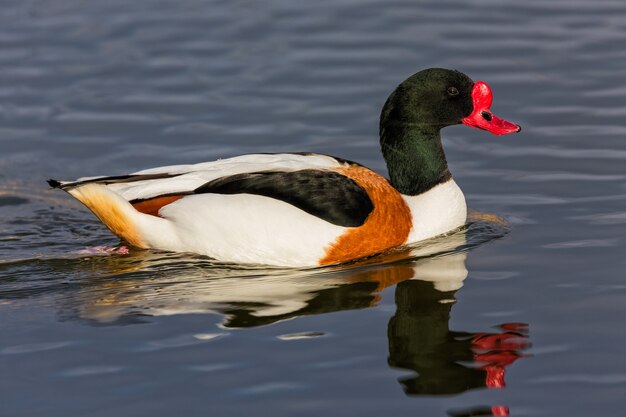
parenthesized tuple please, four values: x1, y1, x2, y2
(402, 179, 467, 243)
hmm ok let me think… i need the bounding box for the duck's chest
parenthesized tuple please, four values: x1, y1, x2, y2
(401, 179, 467, 243)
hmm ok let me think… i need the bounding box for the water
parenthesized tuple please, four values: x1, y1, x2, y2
(1, 0, 625, 415)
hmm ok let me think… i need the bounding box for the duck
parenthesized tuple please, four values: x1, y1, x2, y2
(48, 68, 520, 267)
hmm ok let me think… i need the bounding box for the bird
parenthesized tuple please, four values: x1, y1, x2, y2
(48, 68, 521, 267)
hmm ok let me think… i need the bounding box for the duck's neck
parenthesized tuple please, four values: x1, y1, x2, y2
(380, 123, 451, 196)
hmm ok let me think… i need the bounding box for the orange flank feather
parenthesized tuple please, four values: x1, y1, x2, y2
(319, 165, 412, 265)
(132, 195, 185, 217)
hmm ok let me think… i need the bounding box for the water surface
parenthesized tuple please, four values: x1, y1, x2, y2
(1, 1, 625, 416)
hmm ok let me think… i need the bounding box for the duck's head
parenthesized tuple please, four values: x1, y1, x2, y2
(380, 68, 521, 196)
(380, 68, 521, 135)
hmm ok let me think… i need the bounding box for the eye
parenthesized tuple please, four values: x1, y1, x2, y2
(447, 86, 459, 96)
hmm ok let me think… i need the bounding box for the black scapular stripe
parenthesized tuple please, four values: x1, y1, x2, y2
(195, 170, 374, 227)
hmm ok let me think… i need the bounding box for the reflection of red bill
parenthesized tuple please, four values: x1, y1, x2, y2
(498, 322, 529, 332)
(472, 332, 530, 351)
(462, 81, 521, 135)
(485, 366, 506, 389)
(491, 405, 510, 416)
(470, 325, 530, 391)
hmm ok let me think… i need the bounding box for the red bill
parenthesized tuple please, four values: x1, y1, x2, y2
(462, 81, 521, 135)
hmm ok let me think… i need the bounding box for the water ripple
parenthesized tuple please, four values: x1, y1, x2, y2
(1, 341, 72, 355)
(532, 374, 626, 385)
(1, 0, 625, 414)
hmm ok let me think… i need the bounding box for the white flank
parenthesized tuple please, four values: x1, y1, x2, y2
(402, 179, 467, 243)
(151, 193, 346, 266)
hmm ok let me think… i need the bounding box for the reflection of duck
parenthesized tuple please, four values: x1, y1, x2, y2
(48, 68, 520, 267)
(218, 251, 469, 328)
(74, 228, 474, 326)
(75, 249, 469, 327)
(388, 278, 528, 396)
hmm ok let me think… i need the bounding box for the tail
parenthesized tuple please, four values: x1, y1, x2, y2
(47, 172, 181, 190)
(47, 179, 65, 189)
(51, 181, 148, 248)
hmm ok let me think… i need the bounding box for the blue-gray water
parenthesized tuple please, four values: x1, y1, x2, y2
(1, 1, 625, 416)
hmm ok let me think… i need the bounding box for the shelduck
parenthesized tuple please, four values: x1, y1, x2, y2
(48, 68, 520, 267)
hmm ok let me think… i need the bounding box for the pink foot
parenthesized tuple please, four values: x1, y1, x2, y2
(77, 245, 129, 255)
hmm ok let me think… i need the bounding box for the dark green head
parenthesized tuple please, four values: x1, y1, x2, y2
(380, 68, 474, 134)
(379, 68, 520, 195)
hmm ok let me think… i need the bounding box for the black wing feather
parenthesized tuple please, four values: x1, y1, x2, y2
(195, 170, 373, 227)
